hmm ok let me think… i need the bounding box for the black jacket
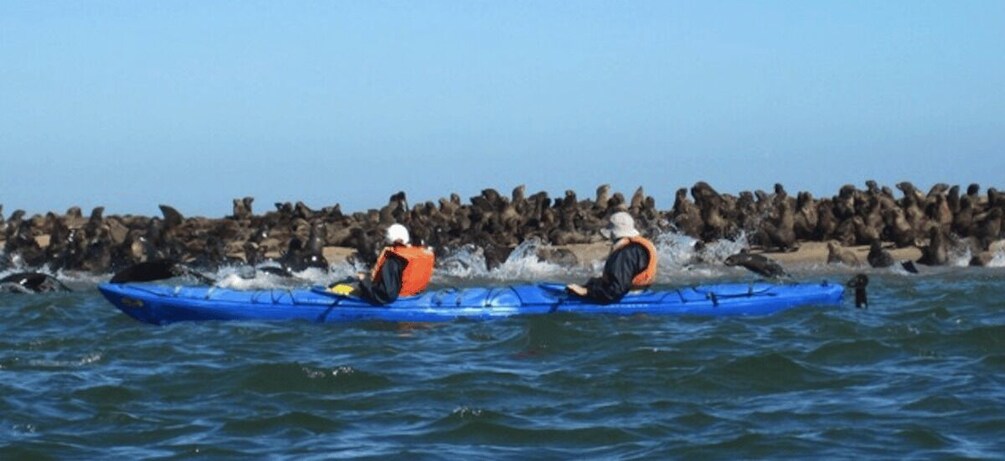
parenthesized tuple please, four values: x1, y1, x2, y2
(358, 253, 406, 305)
(583, 242, 651, 303)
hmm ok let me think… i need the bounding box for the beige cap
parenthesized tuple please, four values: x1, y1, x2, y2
(600, 212, 640, 239)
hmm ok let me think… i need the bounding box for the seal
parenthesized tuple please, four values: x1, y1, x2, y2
(232, 196, 254, 220)
(826, 241, 860, 266)
(917, 227, 949, 266)
(109, 259, 215, 284)
(975, 208, 1003, 250)
(867, 241, 895, 268)
(793, 192, 818, 240)
(671, 187, 703, 238)
(158, 204, 184, 230)
(724, 251, 788, 279)
(883, 208, 916, 248)
(0, 272, 71, 293)
(759, 201, 798, 251)
(594, 184, 610, 211)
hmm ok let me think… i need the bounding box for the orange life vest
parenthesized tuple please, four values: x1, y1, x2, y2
(611, 236, 657, 288)
(371, 244, 435, 296)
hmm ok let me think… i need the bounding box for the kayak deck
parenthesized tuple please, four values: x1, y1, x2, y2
(99, 281, 846, 325)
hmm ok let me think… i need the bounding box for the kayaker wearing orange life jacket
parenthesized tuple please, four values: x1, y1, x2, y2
(354, 223, 435, 305)
(566, 211, 657, 303)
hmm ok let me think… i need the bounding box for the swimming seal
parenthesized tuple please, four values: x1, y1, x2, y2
(0, 272, 71, 293)
(109, 259, 215, 284)
(724, 251, 788, 279)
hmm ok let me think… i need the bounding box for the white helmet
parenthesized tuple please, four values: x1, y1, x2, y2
(385, 223, 410, 245)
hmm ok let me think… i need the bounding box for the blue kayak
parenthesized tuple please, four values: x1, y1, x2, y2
(98, 281, 846, 325)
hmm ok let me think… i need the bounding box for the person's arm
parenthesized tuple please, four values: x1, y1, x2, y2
(358, 254, 406, 305)
(581, 244, 650, 303)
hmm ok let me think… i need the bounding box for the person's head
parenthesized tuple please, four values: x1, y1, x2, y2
(600, 212, 640, 241)
(385, 223, 410, 245)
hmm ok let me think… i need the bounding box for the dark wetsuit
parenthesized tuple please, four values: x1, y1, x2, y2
(582, 242, 651, 304)
(358, 254, 406, 305)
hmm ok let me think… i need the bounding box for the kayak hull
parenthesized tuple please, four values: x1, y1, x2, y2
(98, 281, 846, 325)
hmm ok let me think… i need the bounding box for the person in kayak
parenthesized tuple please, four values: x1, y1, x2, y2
(331, 223, 435, 305)
(566, 211, 657, 303)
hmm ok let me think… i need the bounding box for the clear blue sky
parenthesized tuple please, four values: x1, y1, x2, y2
(3, 1, 1004, 218)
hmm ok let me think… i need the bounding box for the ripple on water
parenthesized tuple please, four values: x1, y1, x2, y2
(222, 362, 393, 395)
(699, 352, 839, 395)
(70, 384, 140, 405)
(409, 406, 640, 454)
(805, 338, 907, 367)
(221, 410, 344, 437)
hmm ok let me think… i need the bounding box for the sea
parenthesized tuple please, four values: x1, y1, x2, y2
(2, 236, 1004, 460)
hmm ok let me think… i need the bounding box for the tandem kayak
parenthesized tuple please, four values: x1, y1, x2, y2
(98, 280, 846, 325)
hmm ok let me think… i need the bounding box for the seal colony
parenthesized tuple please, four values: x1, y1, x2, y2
(2, 181, 1004, 283)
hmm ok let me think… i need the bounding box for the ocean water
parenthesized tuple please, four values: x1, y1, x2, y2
(2, 240, 1004, 459)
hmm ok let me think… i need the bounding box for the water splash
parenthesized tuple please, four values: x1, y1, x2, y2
(653, 231, 699, 269)
(27, 352, 103, 368)
(650, 230, 747, 282)
(435, 238, 579, 282)
(488, 238, 568, 281)
(214, 265, 334, 290)
(948, 246, 973, 267)
(437, 244, 489, 279)
(652, 230, 748, 267)
(988, 249, 1005, 268)
(430, 232, 751, 285)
